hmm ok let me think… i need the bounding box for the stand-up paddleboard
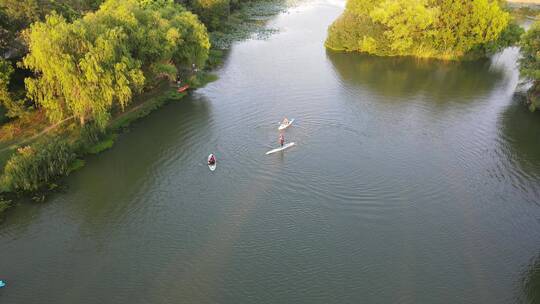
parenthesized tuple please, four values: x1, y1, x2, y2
(0, 280, 6, 288)
(208, 154, 216, 171)
(266, 142, 296, 155)
(278, 119, 294, 131)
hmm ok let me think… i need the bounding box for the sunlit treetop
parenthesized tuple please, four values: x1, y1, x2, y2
(21, 0, 209, 128)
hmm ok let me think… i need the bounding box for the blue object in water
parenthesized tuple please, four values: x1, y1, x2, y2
(0, 280, 5, 288)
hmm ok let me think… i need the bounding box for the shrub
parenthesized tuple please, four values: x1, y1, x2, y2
(1, 137, 77, 192)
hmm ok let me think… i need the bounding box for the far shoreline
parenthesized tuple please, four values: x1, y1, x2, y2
(507, 0, 540, 3)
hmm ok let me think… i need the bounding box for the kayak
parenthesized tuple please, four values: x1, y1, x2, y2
(266, 142, 296, 155)
(178, 84, 189, 93)
(278, 118, 294, 131)
(0, 280, 5, 288)
(208, 154, 216, 171)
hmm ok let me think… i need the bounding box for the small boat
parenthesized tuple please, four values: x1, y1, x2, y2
(278, 118, 294, 131)
(0, 280, 6, 288)
(178, 84, 190, 93)
(266, 142, 296, 155)
(208, 154, 217, 171)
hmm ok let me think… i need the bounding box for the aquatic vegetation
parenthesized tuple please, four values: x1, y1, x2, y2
(0, 197, 11, 214)
(209, 0, 286, 49)
(67, 159, 85, 174)
(85, 134, 116, 155)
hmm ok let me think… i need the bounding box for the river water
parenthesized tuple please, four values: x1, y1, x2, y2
(2, 1, 540, 303)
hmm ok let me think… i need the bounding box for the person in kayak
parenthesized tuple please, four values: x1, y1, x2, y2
(282, 117, 289, 125)
(208, 154, 216, 165)
(279, 134, 285, 147)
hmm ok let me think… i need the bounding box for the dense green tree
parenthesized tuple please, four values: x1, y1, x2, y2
(482, 22, 525, 55)
(432, 0, 510, 55)
(0, 59, 27, 118)
(326, 0, 516, 60)
(22, 0, 209, 128)
(0, 8, 15, 57)
(0, 0, 92, 57)
(0, 59, 13, 109)
(520, 20, 540, 111)
(190, 0, 230, 30)
(369, 0, 437, 54)
(0, 0, 97, 26)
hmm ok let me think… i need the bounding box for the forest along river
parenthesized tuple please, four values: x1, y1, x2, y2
(2, 1, 540, 303)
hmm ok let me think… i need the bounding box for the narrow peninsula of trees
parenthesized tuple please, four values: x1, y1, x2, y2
(325, 0, 523, 60)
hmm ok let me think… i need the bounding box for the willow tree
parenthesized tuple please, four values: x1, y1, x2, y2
(22, 0, 209, 129)
(22, 13, 144, 127)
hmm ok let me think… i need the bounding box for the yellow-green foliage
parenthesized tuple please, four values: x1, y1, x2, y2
(370, 0, 437, 54)
(520, 20, 540, 111)
(326, 0, 512, 60)
(22, 0, 209, 129)
(192, 0, 230, 30)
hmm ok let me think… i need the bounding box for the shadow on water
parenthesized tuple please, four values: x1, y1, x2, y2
(521, 253, 540, 304)
(326, 50, 506, 102)
(499, 97, 540, 179)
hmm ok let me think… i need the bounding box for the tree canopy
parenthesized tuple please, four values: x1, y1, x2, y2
(191, 0, 230, 31)
(22, 0, 210, 128)
(325, 0, 519, 60)
(0, 59, 28, 118)
(0, 59, 13, 111)
(0, 0, 96, 58)
(520, 20, 540, 111)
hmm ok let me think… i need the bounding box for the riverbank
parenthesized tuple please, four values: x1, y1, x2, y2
(0, 0, 289, 218)
(507, 0, 540, 4)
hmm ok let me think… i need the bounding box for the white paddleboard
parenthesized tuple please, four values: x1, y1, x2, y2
(278, 119, 294, 131)
(266, 142, 296, 155)
(208, 154, 216, 171)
